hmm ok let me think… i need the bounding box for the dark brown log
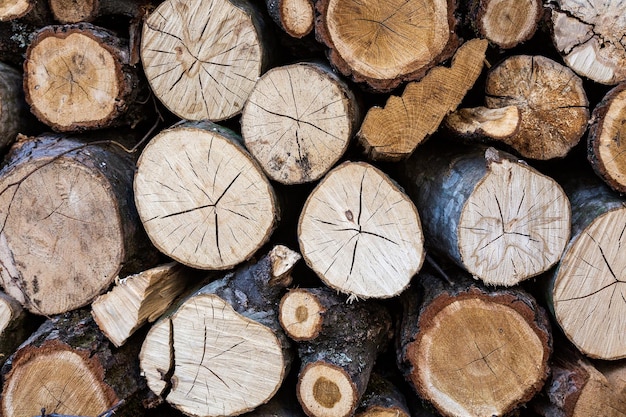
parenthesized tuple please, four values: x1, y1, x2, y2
(1, 308, 148, 417)
(0, 61, 31, 152)
(294, 293, 392, 417)
(533, 347, 626, 416)
(264, 0, 313, 38)
(0, 291, 39, 366)
(356, 38, 487, 161)
(140, 0, 272, 121)
(48, 0, 150, 24)
(314, 0, 459, 92)
(587, 81, 626, 193)
(548, 0, 626, 85)
(468, 0, 542, 49)
(397, 271, 552, 417)
(0, 133, 156, 316)
(548, 170, 626, 360)
(134, 120, 279, 270)
(354, 373, 411, 417)
(23, 23, 147, 132)
(140, 245, 299, 417)
(298, 161, 424, 299)
(399, 140, 571, 286)
(484, 54, 590, 160)
(241, 61, 359, 184)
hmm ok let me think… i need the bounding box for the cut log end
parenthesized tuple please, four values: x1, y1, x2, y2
(457, 151, 571, 285)
(2, 341, 118, 417)
(241, 63, 357, 184)
(297, 362, 357, 417)
(0, 0, 32, 21)
(553, 206, 626, 360)
(24, 25, 130, 131)
(316, 0, 457, 91)
(550, 0, 626, 85)
(444, 105, 520, 140)
(141, 0, 265, 121)
(279, 0, 314, 38)
(485, 54, 589, 160)
(279, 288, 325, 341)
(474, 0, 542, 49)
(298, 161, 424, 299)
(134, 123, 278, 270)
(49, 0, 96, 23)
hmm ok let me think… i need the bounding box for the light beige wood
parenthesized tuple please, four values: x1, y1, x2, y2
(316, 0, 457, 91)
(550, 0, 626, 84)
(444, 105, 520, 140)
(298, 363, 356, 417)
(0, 0, 32, 20)
(485, 54, 589, 160)
(141, 0, 268, 121)
(553, 207, 626, 360)
(134, 121, 278, 270)
(357, 38, 487, 161)
(298, 161, 424, 299)
(279, 288, 325, 341)
(265, 0, 314, 38)
(241, 62, 357, 184)
(91, 262, 192, 347)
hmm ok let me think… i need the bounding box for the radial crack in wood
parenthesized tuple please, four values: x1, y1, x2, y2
(241, 62, 358, 184)
(315, 0, 458, 91)
(549, 0, 626, 85)
(357, 38, 488, 161)
(134, 121, 278, 270)
(469, 0, 542, 49)
(485, 54, 589, 160)
(298, 161, 424, 299)
(141, 0, 269, 121)
(401, 143, 571, 286)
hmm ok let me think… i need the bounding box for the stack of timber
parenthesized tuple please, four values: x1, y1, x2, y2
(0, 0, 626, 416)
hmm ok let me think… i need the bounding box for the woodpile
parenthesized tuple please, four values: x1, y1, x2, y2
(1, 0, 626, 416)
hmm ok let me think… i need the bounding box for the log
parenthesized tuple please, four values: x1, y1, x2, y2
(587, 81, 626, 193)
(443, 105, 520, 142)
(48, 0, 150, 24)
(91, 262, 195, 347)
(0, 291, 38, 365)
(533, 347, 626, 416)
(0, 61, 31, 152)
(134, 120, 279, 270)
(298, 161, 425, 299)
(241, 61, 359, 184)
(0, 0, 50, 23)
(1, 308, 147, 417)
(140, 0, 271, 121)
(356, 38, 488, 161)
(397, 271, 552, 417)
(485, 54, 589, 160)
(548, 170, 626, 360)
(314, 0, 458, 92)
(399, 142, 571, 286)
(139, 245, 299, 417)
(468, 0, 542, 49)
(293, 294, 392, 417)
(548, 0, 626, 85)
(264, 0, 313, 38)
(23, 23, 146, 132)
(354, 373, 411, 417)
(0, 133, 156, 316)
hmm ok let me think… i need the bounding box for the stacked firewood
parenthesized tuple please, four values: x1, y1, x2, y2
(0, 0, 625, 416)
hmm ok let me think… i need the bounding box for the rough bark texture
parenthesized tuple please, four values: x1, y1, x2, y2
(0, 291, 38, 366)
(134, 120, 279, 270)
(0, 133, 156, 315)
(23, 23, 147, 132)
(549, 0, 626, 85)
(587, 81, 626, 193)
(314, 0, 459, 92)
(0, 61, 31, 152)
(354, 373, 411, 417)
(1, 308, 147, 417)
(140, 0, 271, 121)
(399, 141, 570, 286)
(140, 246, 299, 417)
(298, 161, 424, 299)
(397, 271, 552, 417)
(485, 54, 589, 160)
(295, 298, 392, 417)
(548, 170, 626, 360)
(241, 61, 359, 184)
(356, 38, 487, 161)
